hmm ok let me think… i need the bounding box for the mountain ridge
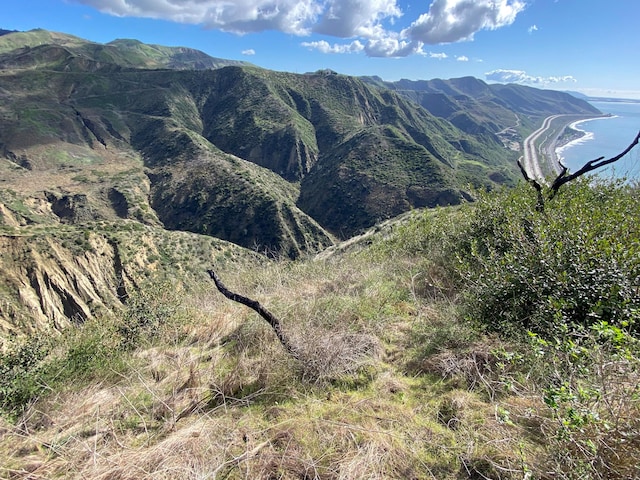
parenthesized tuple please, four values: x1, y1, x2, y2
(0, 28, 251, 71)
(361, 75, 601, 143)
(0, 29, 603, 337)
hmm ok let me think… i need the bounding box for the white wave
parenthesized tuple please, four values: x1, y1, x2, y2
(555, 115, 619, 161)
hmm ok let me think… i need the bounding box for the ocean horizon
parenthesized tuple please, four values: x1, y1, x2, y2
(556, 101, 640, 180)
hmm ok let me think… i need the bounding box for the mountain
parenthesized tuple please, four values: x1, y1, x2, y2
(565, 90, 640, 103)
(565, 90, 590, 100)
(0, 30, 527, 244)
(0, 29, 249, 70)
(0, 29, 602, 338)
(362, 75, 601, 146)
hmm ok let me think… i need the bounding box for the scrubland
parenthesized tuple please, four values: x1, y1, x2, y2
(1, 178, 639, 479)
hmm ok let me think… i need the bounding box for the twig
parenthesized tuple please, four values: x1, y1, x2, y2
(549, 129, 640, 198)
(207, 269, 300, 360)
(207, 439, 272, 479)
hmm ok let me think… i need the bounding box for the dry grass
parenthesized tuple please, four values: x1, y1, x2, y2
(535, 348, 640, 480)
(1, 251, 637, 479)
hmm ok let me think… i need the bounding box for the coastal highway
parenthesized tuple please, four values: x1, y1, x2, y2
(520, 114, 565, 182)
(520, 113, 604, 183)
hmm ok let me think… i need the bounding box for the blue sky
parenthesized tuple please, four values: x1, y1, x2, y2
(3, 0, 639, 98)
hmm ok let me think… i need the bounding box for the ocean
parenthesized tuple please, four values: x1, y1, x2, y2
(555, 101, 640, 180)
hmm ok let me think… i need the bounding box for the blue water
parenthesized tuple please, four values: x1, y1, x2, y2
(556, 101, 640, 180)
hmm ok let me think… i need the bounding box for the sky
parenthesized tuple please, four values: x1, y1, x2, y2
(2, 0, 639, 99)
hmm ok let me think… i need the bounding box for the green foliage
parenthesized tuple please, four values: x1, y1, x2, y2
(0, 281, 188, 420)
(0, 32, 526, 251)
(379, 178, 640, 476)
(448, 179, 640, 337)
(0, 324, 124, 420)
(527, 323, 640, 479)
(0, 336, 49, 420)
(117, 281, 187, 350)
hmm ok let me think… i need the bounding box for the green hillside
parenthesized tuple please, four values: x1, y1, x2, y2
(1, 179, 638, 479)
(0, 29, 638, 479)
(0, 28, 606, 339)
(0, 28, 249, 70)
(363, 75, 602, 147)
(0, 29, 528, 251)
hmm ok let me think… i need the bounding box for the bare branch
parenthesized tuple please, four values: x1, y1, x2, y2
(207, 269, 300, 360)
(549, 130, 640, 198)
(517, 157, 545, 211)
(209, 439, 272, 479)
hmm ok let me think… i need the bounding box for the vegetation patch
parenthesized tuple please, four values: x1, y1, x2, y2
(2, 178, 638, 478)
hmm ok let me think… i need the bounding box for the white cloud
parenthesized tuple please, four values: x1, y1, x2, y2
(404, 0, 526, 44)
(364, 36, 422, 57)
(242, 49, 256, 55)
(74, 0, 527, 58)
(427, 52, 448, 59)
(312, 0, 402, 38)
(305, 26, 423, 58)
(485, 69, 577, 85)
(301, 39, 364, 54)
(456, 55, 469, 61)
(76, 0, 324, 35)
(528, 24, 538, 34)
(75, 0, 403, 37)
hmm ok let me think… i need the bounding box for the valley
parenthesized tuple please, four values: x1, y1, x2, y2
(0, 29, 602, 340)
(0, 29, 638, 480)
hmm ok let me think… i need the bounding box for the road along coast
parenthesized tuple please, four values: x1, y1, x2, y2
(520, 113, 607, 183)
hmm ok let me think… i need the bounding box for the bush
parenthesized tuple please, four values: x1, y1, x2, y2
(455, 179, 640, 338)
(0, 281, 186, 420)
(529, 322, 640, 479)
(0, 319, 127, 420)
(117, 281, 186, 350)
(0, 336, 49, 420)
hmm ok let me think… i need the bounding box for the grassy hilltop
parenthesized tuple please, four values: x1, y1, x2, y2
(1, 179, 639, 479)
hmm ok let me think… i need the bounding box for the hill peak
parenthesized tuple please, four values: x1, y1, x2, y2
(0, 28, 250, 71)
(0, 28, 87, 54)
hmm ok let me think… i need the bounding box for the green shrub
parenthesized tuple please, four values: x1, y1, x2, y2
(0, 319, 127, 420)
(117, 281, 185, 350)
(456, 179, 640, 337)
(529, 322, 640, 479)
(0, 336, 49, 419)
(381, 177, 640, 339)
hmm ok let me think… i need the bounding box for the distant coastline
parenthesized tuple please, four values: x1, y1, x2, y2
(533, 113, 610, 175)
(554, 115, 618, 164)
(553, 95, 639, 169)
(549, 100, 640, 180)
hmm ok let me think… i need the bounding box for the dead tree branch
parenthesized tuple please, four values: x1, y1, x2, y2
(207, 269, 300, 360)
(518, 130, 640, 207)
(549, 129, 640, 198)
(517, 157, 545, 212)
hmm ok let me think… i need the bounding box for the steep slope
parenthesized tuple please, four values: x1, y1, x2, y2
(0, 221, 254, 346)
(487, 82, 601, 116)
(190, 67, 519, 237)
(298, 125, 468, 236)
(0, 54, 334, 257)
(0, 30, 523, 246)
(0, 29, 601, 336)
